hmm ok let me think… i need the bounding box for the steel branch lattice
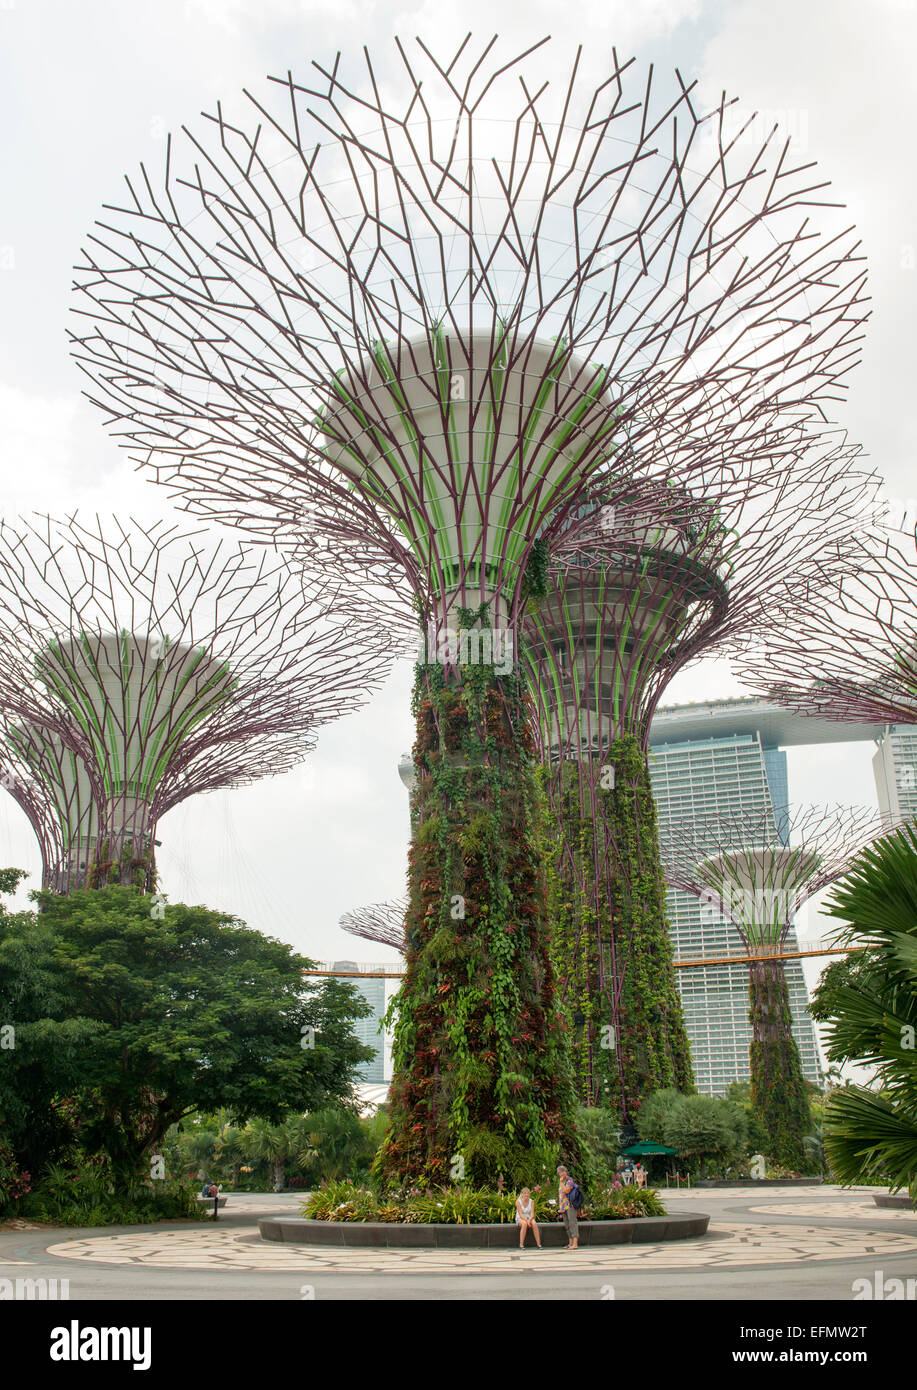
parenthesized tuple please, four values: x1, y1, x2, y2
(0, 514, 389, 890)
(340, 898, 408, 954)
(660, 803, 890, 951)
(739, 519, 917, 727)
(70, 36, 871, 634)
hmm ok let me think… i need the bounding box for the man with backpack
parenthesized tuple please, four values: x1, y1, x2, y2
(557, 1165, 583, 1250)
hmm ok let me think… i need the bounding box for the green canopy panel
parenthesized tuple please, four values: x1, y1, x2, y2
(620, 1142, 678, 1155)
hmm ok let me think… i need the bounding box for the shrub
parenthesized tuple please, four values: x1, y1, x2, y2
(300, 1178, 666, 1223)
(16, 1162, 199, 1226)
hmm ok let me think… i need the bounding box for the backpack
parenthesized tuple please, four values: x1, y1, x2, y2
(569, 1179, 584, 1210)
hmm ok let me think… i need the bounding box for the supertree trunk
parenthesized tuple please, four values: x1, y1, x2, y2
(376, 658, 580, 1189)
(543, 762, 618, 1113)
(87, 830, 157, 892)
(546, 735, 693, 1121)
(748, 951, 811, 1169)
(609, 735, 694, 1119)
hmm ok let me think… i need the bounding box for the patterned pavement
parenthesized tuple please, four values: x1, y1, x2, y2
(44, 1217, 917, 1274)
(747, 1201, 917, 1221)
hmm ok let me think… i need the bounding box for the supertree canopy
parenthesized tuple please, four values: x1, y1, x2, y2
(737, 518, 917, 727)
(0, 515, 386, 891)
(662, 804, 888, 1167)
(1, 722, 99, 893)
(340, 898, 408, 956)
(70, 36, 871, 1184)
(523, 450, 879, 1120)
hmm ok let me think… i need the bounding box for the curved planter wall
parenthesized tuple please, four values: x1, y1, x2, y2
(873, 1193, 917, 1211)
(694, 1178, 823, 1188)
(258, 1210, 709, 1249)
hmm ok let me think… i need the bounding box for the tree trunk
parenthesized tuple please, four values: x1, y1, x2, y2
(748, 951, 811, 1169)
(544, 734, 694, 1121)
(376, 660, 579, 1188)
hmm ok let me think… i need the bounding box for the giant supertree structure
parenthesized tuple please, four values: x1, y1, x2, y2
(70, 37, 871, 1183)
(0, 514, 387, 891)
(0, 721, 99, 892)
(737, 518, 917, 733)
(340, 899, 409, 956)
(662, 804, 889, 1167)
(523, 449, 879, 1119)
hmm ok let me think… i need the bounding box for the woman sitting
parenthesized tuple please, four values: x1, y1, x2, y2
(515, 1187, 542, 1249)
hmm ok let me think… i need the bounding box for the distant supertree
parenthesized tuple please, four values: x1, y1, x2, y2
(523, 448, 878, 1119)
(340, 899, 408, 955)
(738, 519, 917, 728)
(1, 721, 99, 892)
(0, 515, 386, 891)
(70, 37, 870, 1183)
(662, 804, 888, 1167)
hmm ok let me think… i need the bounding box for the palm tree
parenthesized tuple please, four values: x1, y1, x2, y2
(243, 1120, 292, 1192)
(213, 1126, 246, 1190)
(241, 1116, 321, 1191)
(817, 823, 917, 1198)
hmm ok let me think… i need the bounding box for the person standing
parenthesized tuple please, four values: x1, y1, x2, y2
(557, 1165, 579, 1251)
(515, 1187, 542, 1249)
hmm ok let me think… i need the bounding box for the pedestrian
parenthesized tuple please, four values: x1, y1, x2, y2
(634, 1163, 647, 1189)
(556, 1165, 580, 1251)
(515, 1187, 542, 1249)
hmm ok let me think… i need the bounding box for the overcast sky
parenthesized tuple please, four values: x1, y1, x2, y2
(0, 0, 914, 1010)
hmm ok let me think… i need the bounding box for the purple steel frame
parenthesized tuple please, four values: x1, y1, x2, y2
(0, 514, 389, 891)
(69, 36, 870, 640)
(738, 518, 917, 727)
(340, 898, 408, 955)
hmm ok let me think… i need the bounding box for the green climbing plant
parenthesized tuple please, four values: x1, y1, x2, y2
(376, 634, 579, 1189)
(541, 734, 694, 1122)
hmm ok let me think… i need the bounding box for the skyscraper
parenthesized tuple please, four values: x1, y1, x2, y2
(648, 699, 883, 1095)
(330, 962, 388, 1085)
(873, 726, 917, 824)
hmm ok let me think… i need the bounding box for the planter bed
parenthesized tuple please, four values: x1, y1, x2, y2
(258, 1209, 709, 1248)
(873, 1193, 917, 1210)
(692, 1178, 823, 1188)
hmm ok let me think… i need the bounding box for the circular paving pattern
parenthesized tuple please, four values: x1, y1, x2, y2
(43, 1219, 917, 1273)
(748, 1201, 917, 1220)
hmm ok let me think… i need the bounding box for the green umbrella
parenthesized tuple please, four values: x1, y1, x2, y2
(619, 1141, 678, 1155)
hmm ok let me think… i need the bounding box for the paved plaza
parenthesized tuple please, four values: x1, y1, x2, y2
(2, 1186, 915, 1300)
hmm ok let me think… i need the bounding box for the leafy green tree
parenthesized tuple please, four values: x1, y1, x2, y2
(810, 949, 876, 1027)
(573, 1105, 624, 1184)
(243, 1117, 304, 1191)
(725, 1080, 774, 1157)
(0, 871, 99, 1177)
(816, 824, 917, 1197)
(638, 1089, 747, 1176)
(0, 885, 373, 1182)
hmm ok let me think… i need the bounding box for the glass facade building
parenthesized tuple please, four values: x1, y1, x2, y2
(873, 726, 917, 825)
(330, 960, 388, 1083)
(645, 700, 869, 1096)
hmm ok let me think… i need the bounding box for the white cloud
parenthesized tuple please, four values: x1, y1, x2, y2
(0, 3, 911, 992)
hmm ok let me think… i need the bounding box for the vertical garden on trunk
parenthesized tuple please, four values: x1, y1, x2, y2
(748, 955, 811, 1169)
(540, 735, 693, 1122)
(377, 631, 580, 1188)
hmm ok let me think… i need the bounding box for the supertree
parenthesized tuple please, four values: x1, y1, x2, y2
(0, 721, 99, 892)
(340, 898, 408, 956)
(661, 804, 889, 1166)
(70, 37, 871, 1184)
(0, 514, 387, 891)
(736, 518, 917, 729)
(523, 448, 879, 1120)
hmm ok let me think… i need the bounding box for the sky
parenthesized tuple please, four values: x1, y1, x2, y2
(0, 0, 914, 1026)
